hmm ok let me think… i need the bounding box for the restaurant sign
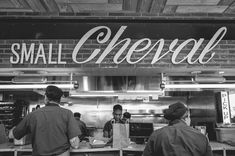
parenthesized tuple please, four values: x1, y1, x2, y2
(10, 26, 226, 65)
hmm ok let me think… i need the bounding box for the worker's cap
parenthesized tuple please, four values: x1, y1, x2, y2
(163, 102, 188, 121)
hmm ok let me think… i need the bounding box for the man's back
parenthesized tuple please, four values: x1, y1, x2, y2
(143, 120, 212, 156)
(14, 104, 80, 156)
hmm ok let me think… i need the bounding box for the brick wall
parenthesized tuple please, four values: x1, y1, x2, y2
(0, 39, 234, 72)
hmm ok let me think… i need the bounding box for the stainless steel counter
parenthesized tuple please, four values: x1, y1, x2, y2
(0, 141, 234, 156)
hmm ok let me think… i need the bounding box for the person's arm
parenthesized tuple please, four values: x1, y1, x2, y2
(84, 123, 89, 137)
(143, 134, 154, 156)
(67, 111, 82, 148)
(103, 122, 110, 138)
(12, 115, 30, 140)
(70, 136, 80, 149)
(204, 138, 213, 156)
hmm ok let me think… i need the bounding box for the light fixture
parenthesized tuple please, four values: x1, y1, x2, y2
(69, 90, 163, 97)
(0, 84, 76, 90)
(193, 76, 226, 83)
(70, 91, 118, 97)
(162, 83, 235, 89)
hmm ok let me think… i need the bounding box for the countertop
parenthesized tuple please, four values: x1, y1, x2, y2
(0, 141, 235, 153)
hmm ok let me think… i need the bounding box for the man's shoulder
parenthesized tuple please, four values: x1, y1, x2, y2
(33, 106, 73, 115)
(104, 120, 113, 129)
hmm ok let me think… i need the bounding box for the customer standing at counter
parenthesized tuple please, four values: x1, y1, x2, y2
(9, 85, 81, 156)
(103, 104, 124, 138)
(143, 102, 213, 156)
(74, 112, 88, 141)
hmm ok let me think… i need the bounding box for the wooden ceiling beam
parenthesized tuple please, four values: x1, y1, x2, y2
(57, 3, 73, 12)
(70, 3, 122, 12)
(18, 0, 30, 9)
(10, 0, 22, 8)
(224, 1, 235, 13)
(176, 5, 228, 13)
(69, 0, 108, 3)
(0, 8, 33, 12)
(108, 0, 123, 4)
(163, 5, 177, 14)
(123, 0, 138, 11)
(40, 0, 59, 12)
(25, 0, 47, 12)
(138, 0, 152, 12)
(0, 0, 15, 8)
(166, 0, 220, 5)
(218, 0, 234, 5)
(150, 0, 167, 13)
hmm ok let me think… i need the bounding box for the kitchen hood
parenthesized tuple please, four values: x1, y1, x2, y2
(70, 76, 163, 97)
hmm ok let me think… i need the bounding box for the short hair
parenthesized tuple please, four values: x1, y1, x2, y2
(123, 112, 131, 119)
(113, 104, 122, 112)
(45, 85, 63, 102)
(74, 112, 81, 118)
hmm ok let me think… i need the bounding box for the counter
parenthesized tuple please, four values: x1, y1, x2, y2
(0, 141, 235, 156)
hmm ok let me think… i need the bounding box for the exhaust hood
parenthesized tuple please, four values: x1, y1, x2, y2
(70, 76, 163, 97)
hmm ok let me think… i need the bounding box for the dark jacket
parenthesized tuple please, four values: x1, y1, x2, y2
(143, 120, 213, 156)
(13, 103, 81, 156)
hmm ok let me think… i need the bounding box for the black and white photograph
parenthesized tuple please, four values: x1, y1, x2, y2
(0, 0, 235, 156)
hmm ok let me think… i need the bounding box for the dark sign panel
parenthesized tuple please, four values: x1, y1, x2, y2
(0, 19, 235, 39)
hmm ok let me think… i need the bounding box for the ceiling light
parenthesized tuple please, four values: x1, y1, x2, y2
(0, 84, 76, 90)
(163, 84, 235, 89)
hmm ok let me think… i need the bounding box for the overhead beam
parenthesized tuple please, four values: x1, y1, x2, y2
(40, 0, 59, 12)
(166, 0, 220, 5)
(163, 5, 177, 14)
(70, 3, 122, 12)
(150, 0, 167, 13)
(123, 0, 138, 11)
(138, 0, 153, 13)
(224, 1, 235, 13)
(176, 5, 228, 13)
(25, 0, 47, 12)
(218, 0, 234, 5)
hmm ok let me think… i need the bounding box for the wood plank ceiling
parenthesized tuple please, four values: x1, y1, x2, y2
(0, 0, 234, 14)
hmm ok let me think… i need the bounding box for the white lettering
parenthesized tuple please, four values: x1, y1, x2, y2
(48, 43, 56, 64)
(186, 39, 204, 64)
(8, 26, 227, 66)
(113, 39, 131, 64)
(199, 27, 227, 64)
(20, 43, 35, 64)
(96, 26, 128, 64)
(72, 26, 111, 64)
(10, 43, 20, 64)
(126, 38, 151, 64)
(151, 39, 167, 64)
(58, 44, 66, 64)
(34, 44, 46, 64)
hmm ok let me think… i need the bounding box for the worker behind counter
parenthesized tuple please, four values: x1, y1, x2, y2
(9, 85, 81, 156)
(74, 112, 89, 141)
(122, 112, 131, 123)
(103, 104, 124, 139)
(143, 102, 213, 156)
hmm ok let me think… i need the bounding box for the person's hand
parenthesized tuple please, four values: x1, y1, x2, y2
(8, 127, 15, 139)
(70, 136, 80, 149)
